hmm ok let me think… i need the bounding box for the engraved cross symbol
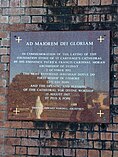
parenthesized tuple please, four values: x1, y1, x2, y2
(15, 37, 22, 43)
(97, 36, 104, 43)
(97, 110, 104, 117)
(13, 108, 20, 115)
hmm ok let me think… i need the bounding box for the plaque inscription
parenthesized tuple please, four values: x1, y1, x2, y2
(8, 31, 110, 123)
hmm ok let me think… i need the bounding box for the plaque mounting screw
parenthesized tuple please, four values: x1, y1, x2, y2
(15, 36, 22, 43)
(97, 36, 104, 43)
(97, 110, 104, 117)
(13, 108, 20, 115)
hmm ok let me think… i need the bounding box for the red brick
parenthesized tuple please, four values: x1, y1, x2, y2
(113, 98, 118, 105)
(0, 96, 6, 104)
(0, 111, 5, 119)
(78, 0, 88, 6)
(101, 133, 112, 140)
(21, 16, 31, 23)
(3, 8, 24, 15)
(0, 32, 8, 38)
(0, 16, 8, 23)
(16, 146, 27, 155)
(89, 0, 100, 5)
(0, 79, 6, 87)
(28, 147, 39, 155)
(25, 8, 46, 15)
(10, 121, 22, 128)
(76, 150, 87, 157)
(1, 0, 9, 7)
(10, 0, 20, 7)
(101, 150, 112, 157)
(64, 131, 75, 139)
(21, 122, 34, 128)
(76, 132, 87, 139)
(88, 132, 99, 140)
(25, 24, 39, 31)
(52, 148, 63, 156)
(5, 24, 26, 31)
(114, 151, 118, 157)
(5, 138, 21, 145)
(32, 16, 42, 23)
(40, 148, 50, 156)
(6, 129, 16, 137)
(21, 0, 32, 7)
(9, 16, 21, 24)
(52, 132, 60, 138)
(0, 48, 7, 54)
(64, 149, 75, 156)
(28, 130, 39, 138)
(1, 40, 10, 46)
(0, 24, 4, 30)
(21, 138, 38, 146)
(1, 56, 9, 63)
(88, 150, 99, 157)
(101, 0, 112, 5)
(4, 145, 15, 155)
(17, 129, 27, 137)
(0, 138, 4, 145)
(0, 105, 7, 111)
(32, 0, 43, 6)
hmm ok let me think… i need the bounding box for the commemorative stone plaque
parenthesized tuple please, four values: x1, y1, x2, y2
(8, 31, 110, 123)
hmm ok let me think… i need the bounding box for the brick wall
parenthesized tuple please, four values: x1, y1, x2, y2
(0, 0, 118, 156)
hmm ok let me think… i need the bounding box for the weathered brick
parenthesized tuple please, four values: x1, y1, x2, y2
(101, 150, 112, 157)
(88, 150, 99, 157)
(21, 122, 34, 128)
(101, 133, 112, 140)
(17, 129, 27, 137)
(64, 131, 76, 139)
(114, 151, 118, 157)
(52, 148, 63, 156)
(28, 130, 39, 138)
(40, 130, 51, 139)
(4, 145, 15, 155)
(89, 0, 100, 5)
(78, 0, 88, 6)
(28, 147, 39, 155)
(113, 98, 118, 105)
(9, 121, 22, 128)
(21, 138, 38, 146)
(1, 56, 9, 63)
(88, 132, 99, 140)
(64, 149, 75, 156)
(0, 111, 5, 120)
(25, 24, 40, 31)
(1, 39, 10, 46)
(21, 0, 32, 7)
(0, 16, 8, 23)
(101, 0, 112, 5)
(0, 32, 8, 38)
(9, 16, 21, 24)
(25, 8, 46, 15)
(10, 0, 20, 7)
(32, 0, 43, 6)
(76, 150, 87, 157)
(5, 138, 21, 145)
(0, 48, 7, 54)
(1, 0, 9, 7)
(5, 24, 25, 31)
(3, 8, 24, 15)
(16, 146, 27, 155)
(21, 16, 31, 23)
(32, 16, 42, 23)
(40, 148, 50, 156)
(0, 80, 6, 87)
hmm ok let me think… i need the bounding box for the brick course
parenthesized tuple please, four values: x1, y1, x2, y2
(0, 0, 117, 156)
